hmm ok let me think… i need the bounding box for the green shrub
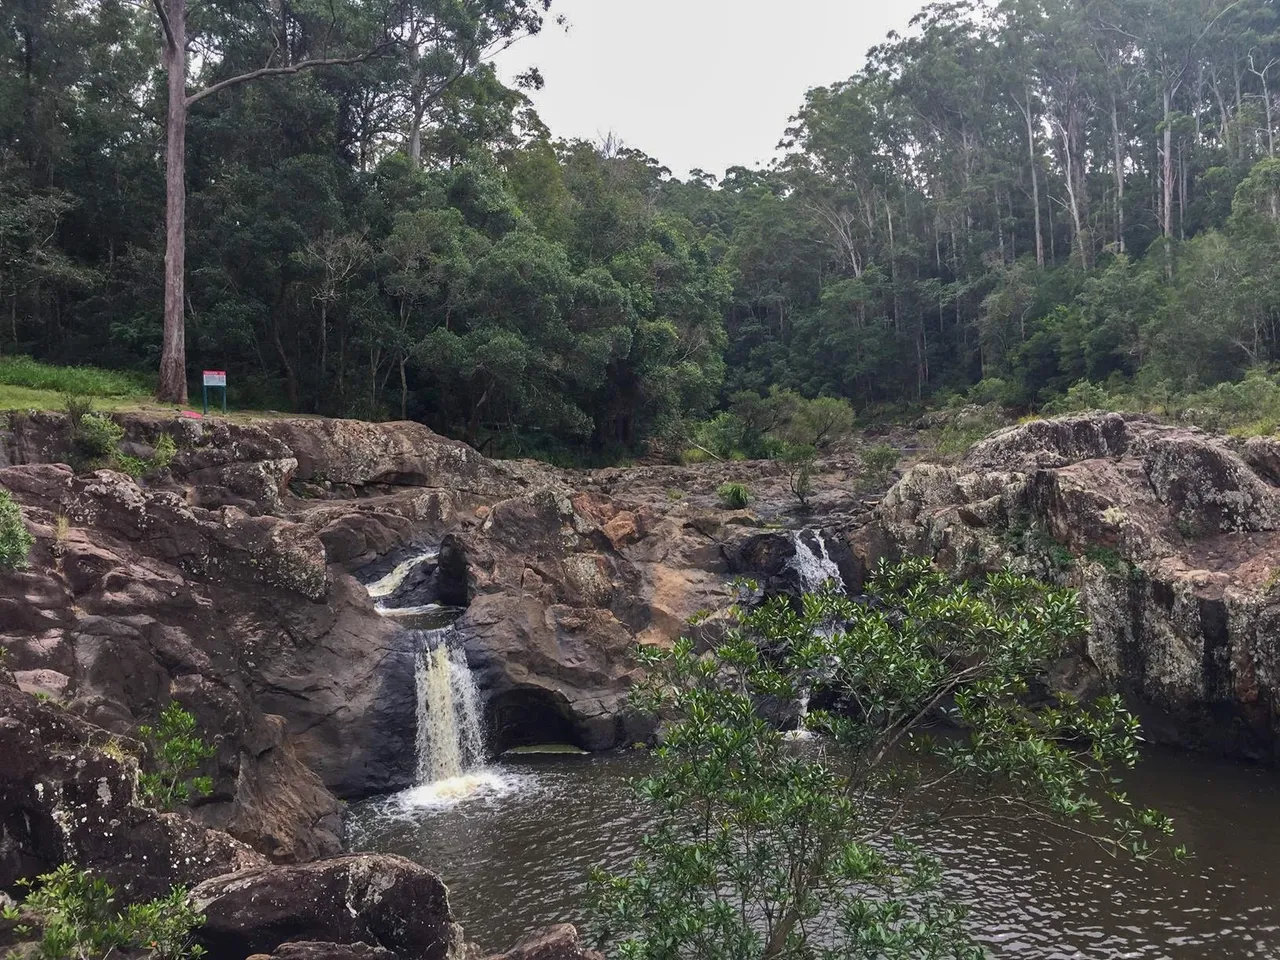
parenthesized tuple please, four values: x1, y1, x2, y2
(137, 703, 216, 810)
(861, 444, 900, 486)
(115, 454, 149, 478)
(693, 412, 748, 460)
(716, 482, 751, 509)
(1042, 380, 1113, 415)
(153, 433, 177, 469)
(782, 395, 856, 449)
(2, 863, 205, 960)
(0, 489, 34, 569)
(62, 392, 94, 426)
(73, 413, 124, 462)
(781, 445, 816, 508)
(594, 560, 1180, 959)
(679, 446, 713, 465)
(967, 376, 1020, 407)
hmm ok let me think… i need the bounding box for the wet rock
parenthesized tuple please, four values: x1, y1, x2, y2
(484, 926, 603, 960)
(262, 943, 397, 960)
(190, 855, 460, 960)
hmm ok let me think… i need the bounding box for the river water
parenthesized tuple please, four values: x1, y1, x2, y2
(347, 746, 1280, 958)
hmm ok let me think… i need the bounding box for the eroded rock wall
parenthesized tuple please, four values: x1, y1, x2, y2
(852, 413, 1280, 758)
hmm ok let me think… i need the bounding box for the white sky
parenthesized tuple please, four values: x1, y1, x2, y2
(496, 0, 928, 180)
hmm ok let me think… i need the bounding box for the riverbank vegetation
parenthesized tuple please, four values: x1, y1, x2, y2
(2, 864, 206, 960)
(0, 490, 33, 568)
(593, 560, 1181, 959)
(4, 0, 1280, 461)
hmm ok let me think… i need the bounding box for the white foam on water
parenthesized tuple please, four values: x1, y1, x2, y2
(376, 602, 449, 617)
(392, 771, 525, 809)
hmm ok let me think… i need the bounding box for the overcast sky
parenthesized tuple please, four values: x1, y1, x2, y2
(495, 0, 927, 180)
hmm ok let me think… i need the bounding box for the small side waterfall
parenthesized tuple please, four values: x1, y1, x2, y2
(788, 530, 846, 594)
(783, 686, 815, 742)
(366, 552, 437, 600)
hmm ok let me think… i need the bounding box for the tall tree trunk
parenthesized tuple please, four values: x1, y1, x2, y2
(158, 0, 188, 404)
(1264, 70, 1275, 158)
(1111, 93, 1126, 254)
(1022, 90, 1045, 267)
(1162, 87, 1174, 240)
(398, 356, 407, 420)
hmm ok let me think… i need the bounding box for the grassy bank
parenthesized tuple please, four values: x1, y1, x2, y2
(0, 356, 152, 411)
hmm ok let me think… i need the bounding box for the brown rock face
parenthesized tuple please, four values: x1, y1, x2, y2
(0, 407, 878, 873)
(190, 855, 460, 960)
(853, 413, 1280, 759)
(262, 944, 397, 960)
(260, 418, 510, 494)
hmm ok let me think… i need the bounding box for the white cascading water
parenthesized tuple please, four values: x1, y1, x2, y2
(787, 530, 846, 594)
(414, 636, 486, 782)
(399, 628, 511, 806)
(783, 686, 815, 742)
(782, 535, 843, 743)
(365, 552, 438, 601)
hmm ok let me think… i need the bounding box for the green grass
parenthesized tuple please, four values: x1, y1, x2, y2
(0, 356, 150, 398)
(0, 356, 282, 421)
(0, 383, 150, 412)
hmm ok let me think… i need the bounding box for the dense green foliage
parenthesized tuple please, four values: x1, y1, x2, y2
(0, 488, 33, 568)
(5, 0, 1280, 455)
(137, 703, 216, 810)
(1, 864, 205, 960)
(593, 561, 1180, 959)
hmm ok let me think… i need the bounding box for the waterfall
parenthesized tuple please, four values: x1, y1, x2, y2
(361, 549, 516, 807)
(395, 626, 512, 807)
(788, 530, 846, 594)
(783, 686, 815, 742)
(413, 637, 486, 784)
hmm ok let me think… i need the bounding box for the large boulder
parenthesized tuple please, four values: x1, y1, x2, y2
(0, 465, 344, 858)
(259, 418, 511, 494)
(190, 855, 461, 960)
(0, 678, 266, 900)
(851, 413, 1280, 759)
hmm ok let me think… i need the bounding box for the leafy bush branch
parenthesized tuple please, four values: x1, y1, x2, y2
(0, 490, 34, 569)
(2, 864, 205, 960)
(137, 703, 215, 810)
(593, 559, 1181, 960)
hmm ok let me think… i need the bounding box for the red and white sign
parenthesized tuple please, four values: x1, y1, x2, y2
(202, 370, 227, 387)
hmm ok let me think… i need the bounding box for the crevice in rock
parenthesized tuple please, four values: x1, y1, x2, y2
(484, 688, 580, 753)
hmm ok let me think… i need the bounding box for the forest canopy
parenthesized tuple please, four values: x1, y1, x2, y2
(4, 0, 1280, 458)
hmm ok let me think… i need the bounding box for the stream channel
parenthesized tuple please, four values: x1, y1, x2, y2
(349, 546, 1280, 958)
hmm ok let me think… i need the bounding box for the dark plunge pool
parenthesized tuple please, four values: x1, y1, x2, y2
(346, 747, 1280, 957)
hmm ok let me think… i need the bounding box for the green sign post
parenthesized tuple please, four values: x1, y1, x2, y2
(202, 370, 227, 415)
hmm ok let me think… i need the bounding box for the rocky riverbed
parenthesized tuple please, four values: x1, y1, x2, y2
(2, 408, 1278, 957)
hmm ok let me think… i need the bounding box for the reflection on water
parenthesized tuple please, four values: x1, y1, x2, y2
(346, 748, 1280, 957)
